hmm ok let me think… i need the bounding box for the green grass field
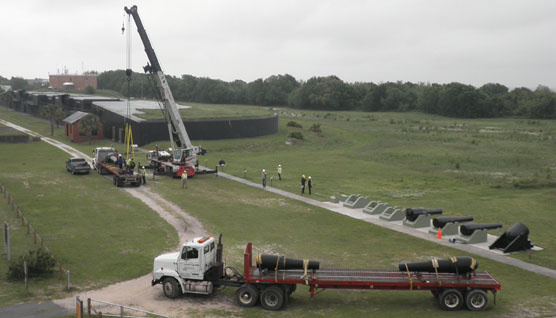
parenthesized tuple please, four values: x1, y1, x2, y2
(178, 109, 556, 270)
(151, 175, 556, 317)
(0, 140, 176, 306)
(1, 104, 556, 316)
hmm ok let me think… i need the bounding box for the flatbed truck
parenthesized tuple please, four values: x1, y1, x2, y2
(151, 235, 501, 312)
(93, 147, 142, 187)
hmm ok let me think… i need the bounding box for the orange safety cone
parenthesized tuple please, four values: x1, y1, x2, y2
(437, 227, 442, 240)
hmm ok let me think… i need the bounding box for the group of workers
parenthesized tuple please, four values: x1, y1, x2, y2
(261, 164, 313, 195)
(116, 154, 147, 184)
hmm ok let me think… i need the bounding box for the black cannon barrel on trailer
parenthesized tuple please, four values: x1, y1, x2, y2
(397, 256, 478, 274)
(256, 254, 319, 270)
(230, 242, 501, 312)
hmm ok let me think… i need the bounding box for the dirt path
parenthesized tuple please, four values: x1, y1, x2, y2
(0, 118, 237, 317)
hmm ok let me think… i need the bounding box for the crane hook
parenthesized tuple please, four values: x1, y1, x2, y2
(121, 13, 126, 34)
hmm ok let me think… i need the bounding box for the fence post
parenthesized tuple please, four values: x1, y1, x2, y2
(3, 222, 10, 262)
(67, 270, 71, 291)
(24, 261, 28, 290)
(76, 296, 83, 318)
(120, 305, 124, 318)
(87, 298, 91, 318)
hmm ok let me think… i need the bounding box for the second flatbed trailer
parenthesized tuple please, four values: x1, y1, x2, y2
(222, 243, 501, 311)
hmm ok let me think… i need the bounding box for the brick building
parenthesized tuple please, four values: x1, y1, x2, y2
(62, 111, 104, 143)
(49, 74, 98, 90)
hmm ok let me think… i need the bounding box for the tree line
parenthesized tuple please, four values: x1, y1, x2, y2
(4, 71, 555, 119)
(98, 70, 556, 119)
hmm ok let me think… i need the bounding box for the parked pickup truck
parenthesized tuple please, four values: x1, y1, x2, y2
(66, 158, 91, 175)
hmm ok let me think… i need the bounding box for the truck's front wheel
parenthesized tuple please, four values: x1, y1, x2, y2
(162, 278, 180, 299)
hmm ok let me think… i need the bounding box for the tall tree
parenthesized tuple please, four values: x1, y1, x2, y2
(10, 77, 29, 90)
(80, 114, 101, 144)
(40, 104, 64, 136)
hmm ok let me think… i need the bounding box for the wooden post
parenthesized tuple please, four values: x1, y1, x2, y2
(3, 222, 10, 262)
(67, 270, 71, 290)
(87, 298, 91, 318)
(24, 261, 28, 290)
(76, 296, 83, 318)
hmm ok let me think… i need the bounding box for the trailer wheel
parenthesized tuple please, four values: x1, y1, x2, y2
(465, 289, 489, 311)
(439, 289, 464, 311)
(162, 278, 180, 299)
(260, 286, 285, 311)
(235, 284, 259, 307)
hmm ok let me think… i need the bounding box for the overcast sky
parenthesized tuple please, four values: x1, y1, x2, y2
(1, 0, 555, 89)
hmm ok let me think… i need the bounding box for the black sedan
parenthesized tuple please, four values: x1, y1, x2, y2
(66, 158, 91, 175)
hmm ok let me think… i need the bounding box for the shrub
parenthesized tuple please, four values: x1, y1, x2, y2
(8, 249, 56, 279)
(309, 123, 321, 133)
(289, 131, 304, 140)
(287, 121, 303, 128)
(84, 85, 96, 95)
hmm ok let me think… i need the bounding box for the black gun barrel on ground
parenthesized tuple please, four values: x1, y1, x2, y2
(398, 256, 478, 274)
(256, 254, 320, 271)
(460, 223, 502, 236)
(405, 208, 443, 222)
(432, 216, 474, 228)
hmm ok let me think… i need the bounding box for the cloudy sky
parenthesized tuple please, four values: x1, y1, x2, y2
(1, 0, 555, 88)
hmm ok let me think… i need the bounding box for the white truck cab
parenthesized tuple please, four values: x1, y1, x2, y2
(92, 147, 118, 169)
(152, 236, 220, 298)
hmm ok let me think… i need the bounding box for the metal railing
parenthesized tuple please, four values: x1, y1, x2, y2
(86, 297, 168, 318)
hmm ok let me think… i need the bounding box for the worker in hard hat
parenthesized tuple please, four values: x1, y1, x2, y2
(301, 174, 307, 194)
(126, 157, 132, 174)
(262, 169, 267, 188)
(116, 154, 123, 169)
(308, 176, 312, 195)
(277, 164, 282, 181)
(181, 170, 188, 189)
(141, 166, 147, 184)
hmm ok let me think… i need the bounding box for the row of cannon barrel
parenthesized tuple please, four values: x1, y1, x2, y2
(256, 252, 479, 275)
(330, 194, 534, 253)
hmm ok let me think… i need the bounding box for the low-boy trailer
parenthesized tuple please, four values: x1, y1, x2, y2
(93, 147, 142, 187)
(152, 236, 501, 312)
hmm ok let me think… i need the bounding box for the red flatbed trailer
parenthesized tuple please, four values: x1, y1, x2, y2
(96, 161, 142, 187)
(230, 242, 501, 311)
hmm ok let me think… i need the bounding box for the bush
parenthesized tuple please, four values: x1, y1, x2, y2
(84, 85, 96, 95)
(8, 249, 56, 279)
(289, 131, 304, 140)
(287, 121, 303, 128)
(309, 123, 322, 133)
